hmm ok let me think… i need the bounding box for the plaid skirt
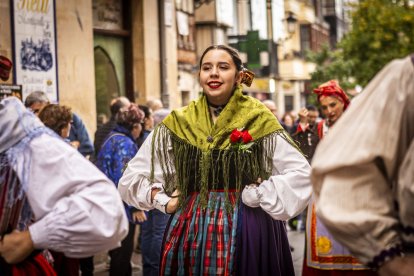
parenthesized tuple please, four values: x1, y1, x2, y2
(160, 191, 294, 276)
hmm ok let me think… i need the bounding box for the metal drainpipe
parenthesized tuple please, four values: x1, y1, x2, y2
(158, 0, 169, 108)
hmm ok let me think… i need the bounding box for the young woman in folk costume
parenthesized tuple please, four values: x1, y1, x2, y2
(118, 45, 312, 275)
(302, 80, 377, 275)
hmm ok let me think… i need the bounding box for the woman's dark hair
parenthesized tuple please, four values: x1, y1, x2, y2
(199, 45, 243, 72)
(138, 104, 151, 119)
(306, 105, 318, 112)
(38, 104, 72, 136)
(116, 103, 144, 131)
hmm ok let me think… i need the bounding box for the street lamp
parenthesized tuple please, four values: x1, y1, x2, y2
(286, 12, 297, 35)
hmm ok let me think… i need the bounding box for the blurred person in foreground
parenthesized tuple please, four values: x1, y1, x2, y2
(0, 97, 128, 274)
(312, 56, 414, 276)
(38, 104, 82, 275)
(302, 80, 376, 275)
(26, 92, 96, 274)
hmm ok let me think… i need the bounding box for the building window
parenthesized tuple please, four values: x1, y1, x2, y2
(322, 0, 336, 16)
(176, 0, 195, 50)
(300, 24, 311, 57)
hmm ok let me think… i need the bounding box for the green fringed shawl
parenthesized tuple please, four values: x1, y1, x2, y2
(150, 85, 297, 209)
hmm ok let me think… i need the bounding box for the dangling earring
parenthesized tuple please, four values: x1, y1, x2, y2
(240, 68, 255, 87)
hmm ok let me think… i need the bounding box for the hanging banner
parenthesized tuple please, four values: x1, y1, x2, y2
(11, 0, 58, 102)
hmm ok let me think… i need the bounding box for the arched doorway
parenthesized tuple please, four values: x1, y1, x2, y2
(94, 45, 121, 119)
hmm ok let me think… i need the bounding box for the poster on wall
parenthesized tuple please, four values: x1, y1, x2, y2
(11, 0, 58, 102)
(0, 84, 23, 101)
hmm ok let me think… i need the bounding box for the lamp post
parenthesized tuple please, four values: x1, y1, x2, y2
(286, 12, 298, 37)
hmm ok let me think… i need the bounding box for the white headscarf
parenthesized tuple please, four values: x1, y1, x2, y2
(0, 97, 45, 153)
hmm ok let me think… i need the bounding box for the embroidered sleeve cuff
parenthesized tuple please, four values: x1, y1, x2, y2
(145, 183, 164, 206)
(367, 244, 404, 270)
(153, 190, 171, 214)
(241, 184, 261, 208)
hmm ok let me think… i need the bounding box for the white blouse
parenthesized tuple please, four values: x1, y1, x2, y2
(13, 134, 129, 258)
(118, 131, 312, 221)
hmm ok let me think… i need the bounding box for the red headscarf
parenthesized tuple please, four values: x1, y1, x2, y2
(313, 80, 350, 110)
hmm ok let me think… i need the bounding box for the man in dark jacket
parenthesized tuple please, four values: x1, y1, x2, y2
(292, 105, 320, 163)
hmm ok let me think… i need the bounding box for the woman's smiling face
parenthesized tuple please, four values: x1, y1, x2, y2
(199, 49, 241, 106)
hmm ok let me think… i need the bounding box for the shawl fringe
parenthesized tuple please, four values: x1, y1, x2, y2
(151, 123, 297, 212)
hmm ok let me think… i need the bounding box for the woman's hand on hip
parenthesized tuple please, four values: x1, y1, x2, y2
(166, 189, 180, 214)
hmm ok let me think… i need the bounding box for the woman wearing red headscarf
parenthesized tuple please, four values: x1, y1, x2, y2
(302, 80, 377, 275)
(314, 80, 350, 139)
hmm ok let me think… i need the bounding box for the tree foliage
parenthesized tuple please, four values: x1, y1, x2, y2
(308, 0, 414, 92)
(341, 0, 414, 86)
(306, 46, 356, 105)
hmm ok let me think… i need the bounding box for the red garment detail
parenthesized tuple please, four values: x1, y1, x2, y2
(296, 123, 308, 134)
(10, 253, 56, 276)
(317, 120, 325, 139)
(313, 80, 350, 110)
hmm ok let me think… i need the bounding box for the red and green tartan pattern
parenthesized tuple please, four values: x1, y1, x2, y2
(160, 192, 239, 275)
(0, 161, 24, 235)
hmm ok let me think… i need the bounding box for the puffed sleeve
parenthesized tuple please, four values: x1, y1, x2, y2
(17, 134, 128, 258)
(242, 135, 312, 220)
(311, 56, 414, 266)
(118, 131, 172, 213)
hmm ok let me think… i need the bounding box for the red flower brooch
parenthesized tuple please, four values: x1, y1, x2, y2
(230, 128, 254, 152)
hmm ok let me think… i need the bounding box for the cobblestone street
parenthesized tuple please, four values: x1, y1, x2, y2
(93, 228, 305, 276)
